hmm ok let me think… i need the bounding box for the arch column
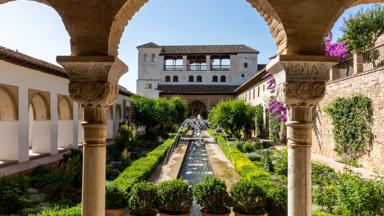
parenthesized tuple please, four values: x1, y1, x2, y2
(267, 55, 337, 216)
(57, 56, 127, 216)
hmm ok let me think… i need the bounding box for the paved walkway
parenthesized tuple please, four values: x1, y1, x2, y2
(312, 152, 382, 179)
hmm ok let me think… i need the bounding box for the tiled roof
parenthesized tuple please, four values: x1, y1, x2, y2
(160, 45, 258, 55)
(137, 43, 258, 54)
(119, 86, 135, 96)
(158, 84, 239, 94)
(0, 46, 67, 78)
(137, 42, 161, 48)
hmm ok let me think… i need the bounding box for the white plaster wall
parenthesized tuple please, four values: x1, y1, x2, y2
(31, 121, 51, 153)
(58, 120, 73, 148)
(107, 120, 114, 139)
(0, 121, 19, 160)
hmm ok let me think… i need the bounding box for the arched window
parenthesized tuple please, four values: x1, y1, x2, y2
(165, 76, 171, 82)
(189, 76, 194, 82)
(173, 76, 178, 82)
(144, 54, 148, 62)
(212, 75, 218, 82)
(196, 75, 202, 82)
(151, 54, 156, 62)
(220, 75, 226, 82)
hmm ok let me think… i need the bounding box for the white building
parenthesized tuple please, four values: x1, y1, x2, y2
(136, 42, 263, 117)
(0, 46, 134, 167)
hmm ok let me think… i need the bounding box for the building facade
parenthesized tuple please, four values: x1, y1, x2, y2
(136, 42, 263, 118)
(0, 46, 134, 168)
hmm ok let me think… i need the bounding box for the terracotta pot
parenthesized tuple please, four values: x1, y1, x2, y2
(158, 211, 190, 216)
(105, 208, 126, 216)
(200, 209, 231, 216)
(233, 211, 268, 216)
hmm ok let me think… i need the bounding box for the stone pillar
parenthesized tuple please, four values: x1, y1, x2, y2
(352, 49, 363, 74)
(206, 55, 211, 71)
(50, 92, 58, 155)
(57, 56, 127, 216)
(72, 102, 79, 149)
(183, 55, 188, 71)
(329, 66, 340, 81)
(18, 86, 29, 162)
(267, 55, 337, 216)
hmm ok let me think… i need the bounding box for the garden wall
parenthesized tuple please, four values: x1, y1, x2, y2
(312, 67, 384, 173)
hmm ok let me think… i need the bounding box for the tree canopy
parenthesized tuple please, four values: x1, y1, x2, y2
(341, 5, 384, 50)
(209, 99, 256, 139)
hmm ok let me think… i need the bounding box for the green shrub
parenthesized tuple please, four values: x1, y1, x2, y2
(230, 179, 266, 215)
(128, 182, 158, 216)
(242, 141, 256, 153)
(114, 125, 137, 152)
(272, 148, 288, 177)
(157, 179, 192, 214)
(312, 162, 337, 186)
(192, 176, 230, 214)
(336, 172, 384, 216)
(269, 115, 281, 142)
(31, 165, 52, 189)
(37, 204, 81, 216)
(247, 152, 262, 161)
(265, 185, 287, 216)
(324, 95, 373, 161)
(0, 175, 30, 214)
(255, 104, 264, 137)
(313, 184, 338, 213)
(312, 211, 334, 216)
(113, 138, 174, 192)
(43, 168, 74, 202)
(106, 182, 128, 209)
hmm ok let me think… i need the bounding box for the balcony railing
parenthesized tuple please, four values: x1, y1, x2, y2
(330, 43, 384, 81)
(211, 65, 230, 71)
(164, 65, 183, 71)
(187, 65, 207, 71)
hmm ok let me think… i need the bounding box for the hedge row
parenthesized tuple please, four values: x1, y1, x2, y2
(36, 138, 174, 215)
(113, 138, 174, 192)
(214, 133, 270, 182)
(211, 131, 287, 216)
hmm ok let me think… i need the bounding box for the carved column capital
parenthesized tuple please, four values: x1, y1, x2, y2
(57, 56, 128, 107)
(267, 55, 338, 107)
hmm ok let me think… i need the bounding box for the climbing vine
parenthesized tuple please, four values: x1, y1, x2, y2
(324, 95, 373, 161)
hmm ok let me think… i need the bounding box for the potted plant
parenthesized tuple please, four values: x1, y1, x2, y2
(105, 182, 128, 216)
(193, 176, 231, 216)
(157, 179, 193, 216)
(128, 182, 158, 216)
(230, 179, 267, 216)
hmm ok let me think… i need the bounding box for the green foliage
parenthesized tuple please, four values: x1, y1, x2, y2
(269, 115, 281, 142)
(324, 95, 373, 161)
(128, 182, 158, 216)
(236, 140, 262, 153)
(313, 184, 338, 213)
(105, 182, 128, 209)
(230, 179, 266, 215)
(272, 148, 288, 177)
(255, 104, 264, 137)
(36, 204, 81, 216)
(312, 211, 334, 216)
(0, 175, 30, 214)
(265, 185, 287, 216)
(113, 139, 174, 192)
(43, 168, 75, 202)
(131, 96, 187, 136)
(192, 176, 230, 214)
(336, 172, 384, 216)
(156, 179, 192, 214)
(114, 125, 137, 153)
(341, 5, 384, 50)
(31, 165, 52, 189)
(312, 162, 337, 186)
(209, 99, 256, 139)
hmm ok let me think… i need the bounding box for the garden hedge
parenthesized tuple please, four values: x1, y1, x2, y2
(36, 138, 174, 215)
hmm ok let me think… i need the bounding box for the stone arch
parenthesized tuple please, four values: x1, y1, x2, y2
(188, 100, 208, 119)
(108, 0, 287, 55)
(58, 96, 73, 120)
(30, 93, 50, 120)
(0, 87, 17, 121)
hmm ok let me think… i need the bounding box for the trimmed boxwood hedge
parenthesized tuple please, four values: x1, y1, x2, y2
(113, 138, 174, 192)
(35, 138, 174, 215)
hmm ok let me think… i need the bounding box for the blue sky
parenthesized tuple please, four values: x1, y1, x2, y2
(0, 0, 382, 93)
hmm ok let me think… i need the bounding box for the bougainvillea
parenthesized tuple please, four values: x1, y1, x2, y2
(324, 32, 349, 62)
(264, 72, 287, 122)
